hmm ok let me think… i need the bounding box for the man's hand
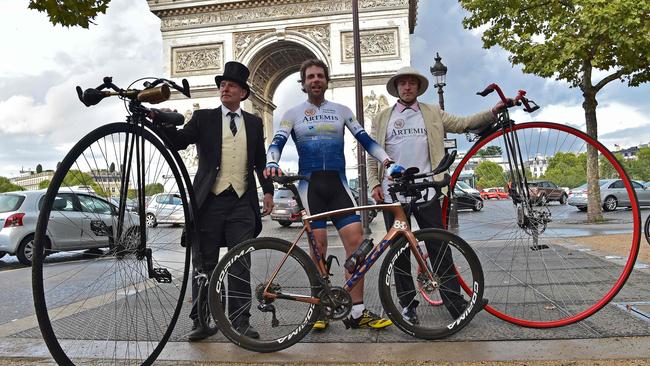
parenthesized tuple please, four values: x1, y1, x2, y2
(371, 185, 385, 203)
(264, 162, 284, 178)
(491, 100, 507, 119)
(262, 193, 274, 216)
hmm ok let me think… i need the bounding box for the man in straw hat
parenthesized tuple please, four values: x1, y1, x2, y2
(367, 66, 504, 324)
(162, 61, 274, 341)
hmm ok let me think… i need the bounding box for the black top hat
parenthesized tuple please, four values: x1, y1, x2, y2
(215, 61, 251, 101)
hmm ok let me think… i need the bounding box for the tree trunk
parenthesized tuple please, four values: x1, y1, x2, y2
(583, 88, 603, 222)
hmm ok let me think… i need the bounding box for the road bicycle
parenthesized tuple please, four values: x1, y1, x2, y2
(206, 154, 486, 352)
(444, 83, 641, 328)
(32, 76, 199, 365)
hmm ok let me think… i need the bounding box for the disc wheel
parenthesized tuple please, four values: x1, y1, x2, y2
(208, 237, 321, 353)
(378, 229, 485, 339)
(445, 121, 640, 328)
(32, 122, 191, 365)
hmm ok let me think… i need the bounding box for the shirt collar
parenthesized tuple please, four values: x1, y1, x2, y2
(222, 106, 242, 118)
(395, 100, 420, 113)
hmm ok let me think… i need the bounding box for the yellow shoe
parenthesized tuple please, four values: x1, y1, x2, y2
(342, 309, 393, 329)
(312, 319, 329, 330)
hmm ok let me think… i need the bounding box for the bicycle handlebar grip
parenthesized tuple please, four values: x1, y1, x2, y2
(151, 109, 185, 126)
(82, 88, 109, 106)
(476, 86, 495, 97)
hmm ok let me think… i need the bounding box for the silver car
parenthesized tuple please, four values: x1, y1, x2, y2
(145, 193, 185, 227)
(0, 190, 139, 265)
(270, 188, 301, 227)
(567, 179, 650, 211)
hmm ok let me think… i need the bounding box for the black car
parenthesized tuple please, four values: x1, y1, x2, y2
(454, 186, 483, 211)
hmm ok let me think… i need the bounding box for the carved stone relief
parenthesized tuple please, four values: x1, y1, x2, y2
(341, 28, 399, 62)
(363, 91, 390, 120)
(159, 0, 409, 31)
(233, 30, 274, 60)
(180, 103, 201, 170)
(172, 44, 223, 77)
(288, 24, 330, 56)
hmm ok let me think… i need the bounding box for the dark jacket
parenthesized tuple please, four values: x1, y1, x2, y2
(162, 107, 273, 236)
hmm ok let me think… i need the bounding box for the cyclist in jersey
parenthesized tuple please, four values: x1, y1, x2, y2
(264, 59, 397, 330)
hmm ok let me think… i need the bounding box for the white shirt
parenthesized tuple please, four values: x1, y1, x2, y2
(222, 106, 243, 133)
(382, 103, 432, 203)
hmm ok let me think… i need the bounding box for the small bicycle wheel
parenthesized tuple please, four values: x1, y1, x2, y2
(197, 274, 218, 335)
(208, 237, 321, 353)
(378, 229, 485, 339)
(446, 121, 640, 327)
(32, 122, 191, 365)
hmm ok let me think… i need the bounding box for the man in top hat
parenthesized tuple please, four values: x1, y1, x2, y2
(162, 61, 274, 341)
(367, 66, 504, 323)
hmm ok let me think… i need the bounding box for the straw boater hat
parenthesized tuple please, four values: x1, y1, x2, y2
(386, 66, 429, 98)
(215, 61, 251, 101)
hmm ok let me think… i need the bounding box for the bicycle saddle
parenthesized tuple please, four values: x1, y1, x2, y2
(271, 175, 309, 184)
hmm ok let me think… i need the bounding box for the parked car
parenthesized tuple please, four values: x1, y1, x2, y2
(568, 179, 650, 211)
(454, 186, 484, 211)
(258, 191, 265, 214)
(480, 187, 509, 200)
(109, 197, 138, 212)
(0, 190, 139, 265)
(527, 180, 568, 205)
(456, 181, 481, 195)
(270, 188, 301, 227)
(145, 193, 184, 227)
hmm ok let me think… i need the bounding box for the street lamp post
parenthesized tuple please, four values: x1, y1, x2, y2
(430, 53, 458, 230)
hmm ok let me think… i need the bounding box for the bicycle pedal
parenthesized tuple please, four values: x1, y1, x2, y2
(151, 268, 172, 283)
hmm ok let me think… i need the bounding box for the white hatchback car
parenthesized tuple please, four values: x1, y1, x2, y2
(145, 193, 185, 227)
(0, 190, 139, 265)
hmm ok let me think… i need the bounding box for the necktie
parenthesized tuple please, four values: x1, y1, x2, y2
(227, 112, 237, 136)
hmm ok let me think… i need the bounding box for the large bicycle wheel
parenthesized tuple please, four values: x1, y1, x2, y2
(32, 122, 191, 365)
(378, 229, 485, 339)
(208, 237, 321, 352)
(446, 121, 640, 327)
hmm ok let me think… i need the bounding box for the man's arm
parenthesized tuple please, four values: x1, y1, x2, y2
(264, 111, 294, 177)
(343, 107, 390, 165)
(366, 113, 382, 190)
(160, 111, 201, 151)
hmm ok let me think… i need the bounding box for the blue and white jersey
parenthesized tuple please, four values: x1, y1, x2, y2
(267, 100, 389, 175)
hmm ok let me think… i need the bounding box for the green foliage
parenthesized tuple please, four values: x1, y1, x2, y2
(109, 162, 115, 173)
(477, 145, 503, 157)
(475, 161, 506, 189)
(36, 164, 43, 174)
(39, 180, 50, 189)
(459, 0, 650, 88)
(599, 153, 623, 179)
(28, 0, 111, 28)
(0, 177, 24, 193)
(145, 183, 164, 196)
(542, 152, 587, 188)
(62, 170, 106, 196)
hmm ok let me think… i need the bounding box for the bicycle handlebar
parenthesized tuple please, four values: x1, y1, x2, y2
(76, 76, 191, 107)
(477, 83, 540, 113)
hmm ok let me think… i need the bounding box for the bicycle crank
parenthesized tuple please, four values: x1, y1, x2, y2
(318, 286, 352, 321)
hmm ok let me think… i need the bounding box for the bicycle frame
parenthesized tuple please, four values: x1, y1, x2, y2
(262, 202, 435, 305)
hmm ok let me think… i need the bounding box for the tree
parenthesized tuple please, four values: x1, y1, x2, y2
(475, 161, 506, 189)
(62, 170, 106, 196)
(28, 0, 111, 28)
(0, 177, 24, 193)
(145, 183, 164, 196)
(476, 145, 503, 157)
(543, 152, 587, 188)
(109, 162, 116, 173)
(459, 0, 650, 222)
(39, 180, 50, 189)
(36, 164, 43, 174)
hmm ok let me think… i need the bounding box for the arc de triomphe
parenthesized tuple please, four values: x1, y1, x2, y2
(147, 0, 419, 172)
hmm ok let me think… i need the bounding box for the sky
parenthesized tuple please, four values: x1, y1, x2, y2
(0, 0, 648, 179)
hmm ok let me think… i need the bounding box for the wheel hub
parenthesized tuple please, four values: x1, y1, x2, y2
(255, 282, 281, 304)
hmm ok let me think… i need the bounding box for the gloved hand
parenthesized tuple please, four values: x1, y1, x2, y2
(387, 163, 405, 178)
(263, 162, 284, 178)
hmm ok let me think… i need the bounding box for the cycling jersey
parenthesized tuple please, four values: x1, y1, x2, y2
(267, 100, 389, 174)
(267, 100, 390, 228)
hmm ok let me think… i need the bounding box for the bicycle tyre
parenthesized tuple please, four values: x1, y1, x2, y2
(446, 121, 640, 327)
(378, 229, 485, 339)
(208, 237, 321, 352)
(33, 122, 191, 365)
(643, 216, 650, 244)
